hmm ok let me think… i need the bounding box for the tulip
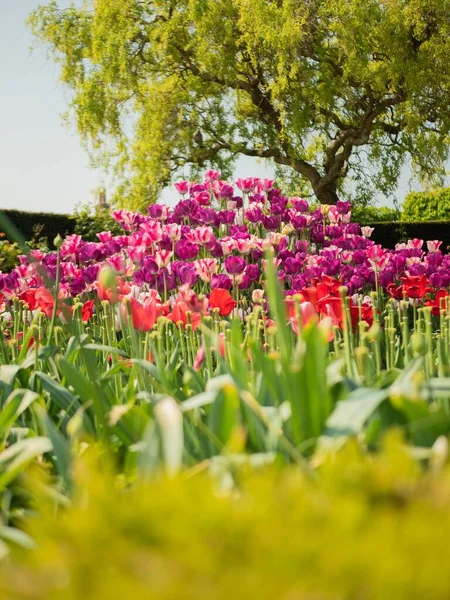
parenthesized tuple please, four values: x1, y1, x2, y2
(209, 288, 236, 316)
(224, 256, 246, 276)
(81, 300, 95, 322)
(236, 177, 255, 193)
(361, 226, 374, 238)
(427, 240, 442, 254)
(407, 238, 424, 250)
(174, 180, 190, 195)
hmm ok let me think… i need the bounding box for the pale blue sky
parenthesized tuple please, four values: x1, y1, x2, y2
(0, 0, 430, 215)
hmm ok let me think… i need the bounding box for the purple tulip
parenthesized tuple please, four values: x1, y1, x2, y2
(224, 256, 246, 276)
(430, 272, 443, 287)
(179, 265, 199, 286)
(263, 215, 281, 230)
(291, 215, 307, 230)
(291, 198, 309, 213)
(175, 240, 199, 260)
(336, 201, 351, 215)
(211, 274, 232, 290)
(245, 264, 261, 282)
(238, 274, 251, 290)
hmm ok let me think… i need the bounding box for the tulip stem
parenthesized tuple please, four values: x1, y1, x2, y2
(46, 247, 61, 346)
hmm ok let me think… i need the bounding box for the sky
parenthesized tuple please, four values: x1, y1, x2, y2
(0, 0, 429, 215)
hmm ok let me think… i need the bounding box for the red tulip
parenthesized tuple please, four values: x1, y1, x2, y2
(350, 302, 375, 331)
(316, 296, 344, 329)
(129, 297, 158, 332)
(19, 288, 54, 318)
(387, 283, 404, 300)
(168, 300, 202, 330)
(209, 288, 236, 316)
(81, 300, 95, 322)
(425, 289, 449, 316)
(400, 275, 432, 299)
(96, 267, 131, 304)
(285, 296, 318, 334)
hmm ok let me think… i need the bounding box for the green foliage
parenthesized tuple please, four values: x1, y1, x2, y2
(29, 0, 450, 208)
(73, 204, 122, 241)
(402, 188, 450, 222)
(2, 437, 450, 599)
(0, 234, 21, 272)
(352, 205, 401, 224)
(0, 225, 51, 273)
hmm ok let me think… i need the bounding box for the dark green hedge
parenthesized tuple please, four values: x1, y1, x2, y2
(369, 221, 450, 251)
(0, 209, 76, 246)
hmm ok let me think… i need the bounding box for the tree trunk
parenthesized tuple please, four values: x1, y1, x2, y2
(313, 182, 340, 205)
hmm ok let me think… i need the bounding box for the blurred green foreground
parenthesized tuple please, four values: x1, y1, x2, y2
(1, 434, 450, 600)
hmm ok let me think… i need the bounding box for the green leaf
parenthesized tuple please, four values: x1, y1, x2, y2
(208, 382, 241, 450)
(0, 437, 53, 492)
(0, 390, 42, 441)
(318, 388, 388, 453)
(0, 526, 36, 550)
(0, 366, 23, 405)
(36, 407, 72, 492)
(33, 372, 80, 414)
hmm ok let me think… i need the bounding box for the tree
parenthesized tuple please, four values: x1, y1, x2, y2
(29, 0, 450, 208)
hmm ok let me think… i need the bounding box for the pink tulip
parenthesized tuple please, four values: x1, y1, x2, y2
(427, 240, 442, 253)
(194, 259, 218, 282)
(252, 289, 265, 304)
(205, 170, 220, 181)
(155, 250, 173, 268)
(193, 191, 211, 205)
(188, 226, 214, 245)
(395, 243, 407, 251)
(407, 238, 424, 250)
(220, 237, 237, 255)
(165, 223, 182, 241)
(174, 180, 189, 195)
(108, 254, 127, 273)
(97, 231, 113, 243)
(139, 221, 163, 243)
(341, 251, 353, 264)
(60, 234, 82, 258)
(367, 244, 385, 264)
(328, 206, 340, 224)
(236, 177, 255, 193)
(236, 238, 252, 254)
(256, 178, 275, 192)
(361, 226, 374, 238)
(342, 211, 351, 224)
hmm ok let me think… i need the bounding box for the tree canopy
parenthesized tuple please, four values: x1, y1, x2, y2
(29, 0, 450, 208)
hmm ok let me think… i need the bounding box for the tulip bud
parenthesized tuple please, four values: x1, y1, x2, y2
(252, 289, 265, 304)
(154, 397, 183, 475)
(98, 266, 118, 291)
(410, 332, 426, 356)
(53, 234, 63, 249)
(367, 322, 381, 342)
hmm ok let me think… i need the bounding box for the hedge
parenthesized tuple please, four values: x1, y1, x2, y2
(0, 209, 76, 246)
(2, 436, 450, 599)
(369, 221, 450, 251)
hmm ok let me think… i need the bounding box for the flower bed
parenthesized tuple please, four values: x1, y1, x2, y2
(2, 171, 449, 334)
(0, 173, 450, 559)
